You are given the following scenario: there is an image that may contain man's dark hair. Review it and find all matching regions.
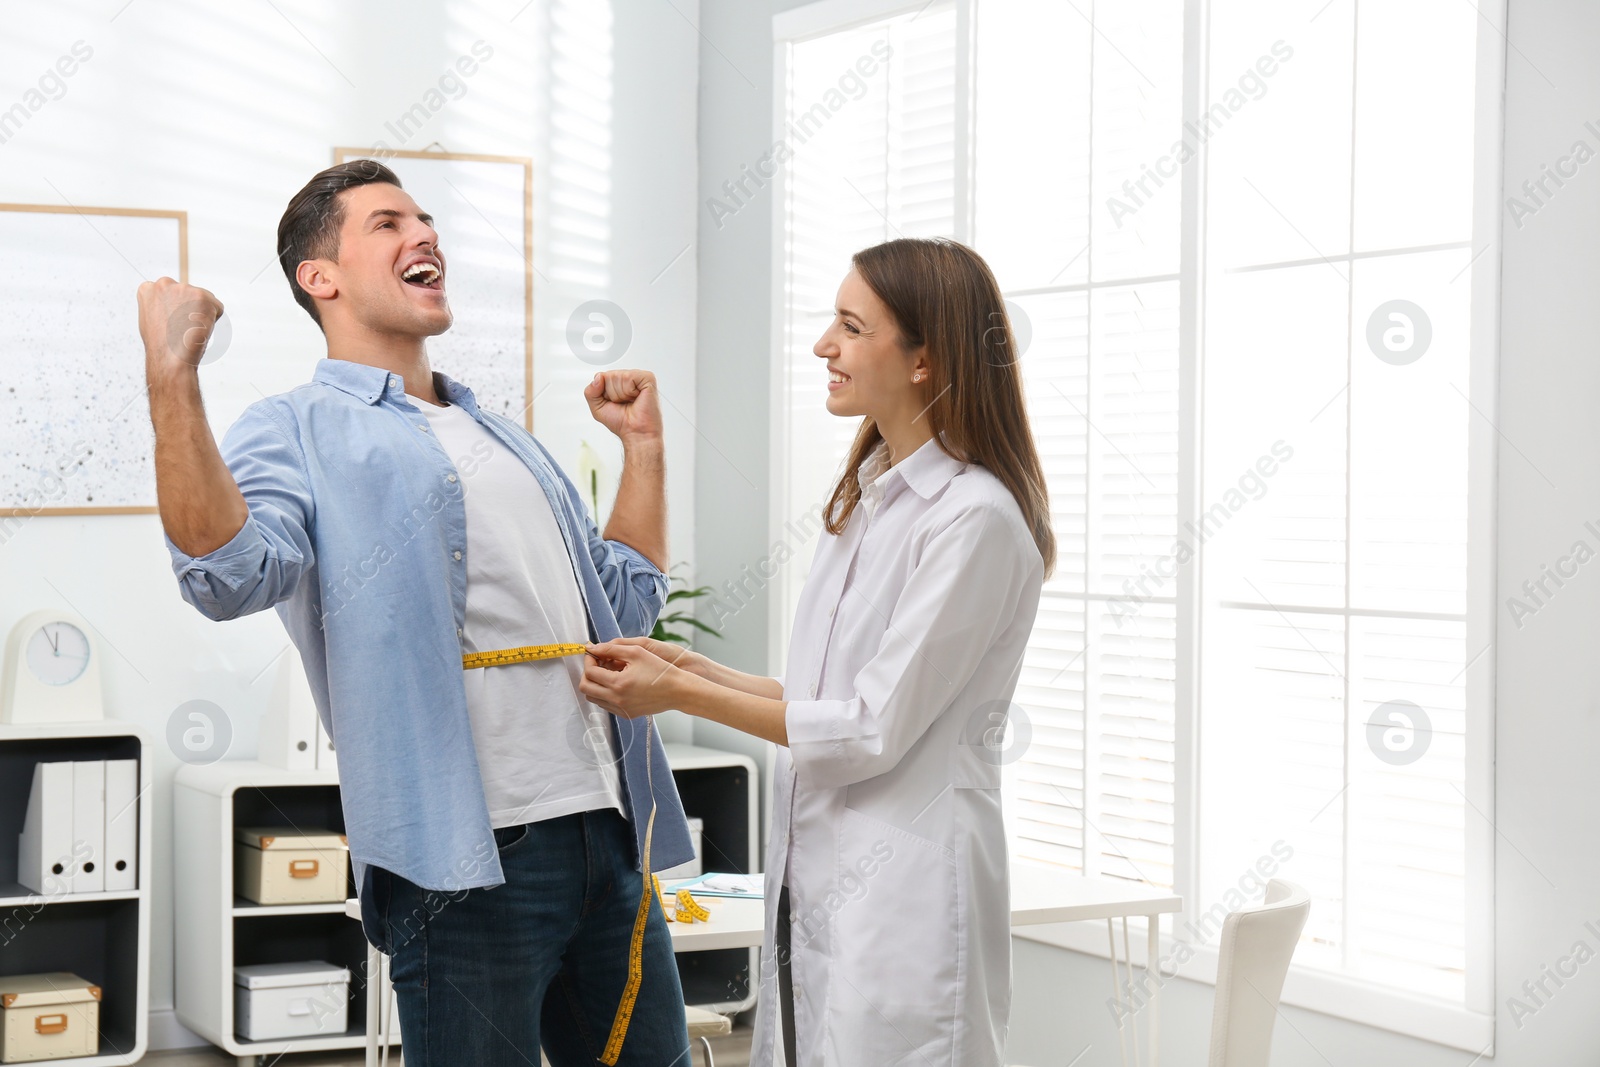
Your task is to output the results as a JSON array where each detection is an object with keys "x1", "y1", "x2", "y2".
[{"x1": 277, "y1": 159, "x2": 402, "y2": 329}]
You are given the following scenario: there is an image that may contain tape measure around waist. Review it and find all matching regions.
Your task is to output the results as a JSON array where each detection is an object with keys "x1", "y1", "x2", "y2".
[
  {"x1": 461, "y1": 642, "x2": 589, "y2": 669},
  {"x1": 466, "y1": 638, "x2": 688, "y2": 1064}
]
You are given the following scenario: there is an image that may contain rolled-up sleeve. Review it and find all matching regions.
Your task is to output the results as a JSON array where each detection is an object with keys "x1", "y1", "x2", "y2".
[
  {"x1": 785, "y1": 505, "x2": 1038, "y2": 789},
  {"x1": 165, "y1": 403, "x2": 315, "y2": 622},
  {"x1": 530, "y1": 438, "x2": 667, "y2": 636},
  {"x1": 596, "y1": 534, "x2": 669, "y2": 637}
]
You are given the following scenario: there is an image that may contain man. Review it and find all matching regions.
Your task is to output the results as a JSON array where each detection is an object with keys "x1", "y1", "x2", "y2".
[{"x1": 138, "y1": 159, "x2": 694, "y2": 1065}]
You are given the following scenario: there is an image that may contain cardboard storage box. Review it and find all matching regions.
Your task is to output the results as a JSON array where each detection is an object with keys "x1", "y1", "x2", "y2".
[
  {"x1": 0, "y1": 973, "x2": 99, "y2": 1063},
  {"x1": 234, "y1": 827, "x2": 348, "y2": 905},
  {"x1": 234, "y1": 961, "x2": 350, "y2": 1041}
]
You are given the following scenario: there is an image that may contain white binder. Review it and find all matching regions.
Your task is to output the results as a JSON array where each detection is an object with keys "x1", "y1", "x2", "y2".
[
  {"x1": 70, "y1": 760, "x2": 105, "y2": 893},
  {"x1": 260, "y1": 653, "x2": 318, "y2": 771},
  {"x1": 103, "y1": 759, "x2": 138, "y2": 892},
  {"x1": 314, "y1": 714, "x2": 338, "y2": 774},
  {"x1": 17, "y1": 762, "x2": 74, "y2": 896}
]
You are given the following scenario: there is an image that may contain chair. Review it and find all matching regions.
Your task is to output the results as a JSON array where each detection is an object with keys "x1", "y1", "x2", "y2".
[
  {"x1": 685, "y1": 1004, "x2": 733, "y2": 1066},
  {"x1": 1007, "y1": 879, "x2": 1309, "y2": 1067},
  {"x1": 1206, "y1": 879, "x2": 1310, "y2": 1067}
]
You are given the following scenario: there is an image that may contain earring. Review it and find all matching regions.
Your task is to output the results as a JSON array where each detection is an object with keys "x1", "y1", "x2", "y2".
[{"x1": 913, "y1": 373, "x2": 923, "y2": 382}]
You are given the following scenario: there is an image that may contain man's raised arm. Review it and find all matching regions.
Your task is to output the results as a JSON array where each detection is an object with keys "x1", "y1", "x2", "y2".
[
  {"x1": 137, "y1": 278, "x2": 248, "y2": 557},
  {"x1": 585, "y1": 369, "x2": 668, "y2": 572}
]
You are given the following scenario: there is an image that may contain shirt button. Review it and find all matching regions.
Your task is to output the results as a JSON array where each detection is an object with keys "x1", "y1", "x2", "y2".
[
  {"x1": 453, "y1": 550, "x2": 463, "y2": 561},
  {"x1": 808, "y1": 683, "x2": 817, "y2": 697},
  {"x1": 447, "y1": 473, "x2": 458, "y2": 483},
  {"x1": 827, "y1": 605, "x2": 836, "y2": 619},
  {"x1": 457, "y1": 627, "x2": 464, "y2": 638},
  {"x1": 418, "y1": 424, "x2": 430, "y2": 433}
]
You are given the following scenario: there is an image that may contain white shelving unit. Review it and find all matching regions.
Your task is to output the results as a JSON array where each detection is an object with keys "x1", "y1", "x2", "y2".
[
  {"x1": 0, "y1": 721, "x2": 153, "y2": 1065},
  {"x1": 172, "y1": 759, "x2": 370, "y2": 1067},
  {"x1": 663, "y1": 742, "x2": 761, "y2": 1014},
  {"x1": 175, "y1": 745, "x2": 759, "y2": 1065}
]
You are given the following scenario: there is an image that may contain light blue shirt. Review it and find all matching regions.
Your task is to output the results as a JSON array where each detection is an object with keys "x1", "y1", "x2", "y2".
[{"x1": 165, "y1": 358, "x2": 693, "y2": 894}]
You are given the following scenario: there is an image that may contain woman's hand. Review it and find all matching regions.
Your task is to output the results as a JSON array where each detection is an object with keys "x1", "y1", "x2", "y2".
[
  {"x1": 581, "y1": 639, "x2": 700, "y2": 719},
  {"x1": 585, "y1": 640, "x2": 792, "y2": 745},
  {"x1": 590, "y1": 636, "x2": 709, "y2": 678}
]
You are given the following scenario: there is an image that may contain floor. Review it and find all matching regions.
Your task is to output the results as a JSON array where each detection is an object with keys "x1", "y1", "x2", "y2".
[{"x1": 140, "y1": 1016, "x2": 756, "y2": 1066}]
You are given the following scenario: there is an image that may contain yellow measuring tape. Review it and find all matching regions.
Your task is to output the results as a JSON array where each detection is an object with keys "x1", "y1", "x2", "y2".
[
  {"x1": 653, "y1": 874, "x2": 673, "y2": 922},
  {"x1": 651, "y1": 874, "x2": 709, "y2": 924},
  {"x1": 675, "y1": 888, "x2": 710, "y2": 923},
  {"x1": 600, "y1": 714, "x2": 657, "y2": 1065},
  {"x1": 461, "y1": 642, "x2": 589, "y2": 669},
  {"x1": 464, "y1": 640, "x2": 706, "y2": 1064}
]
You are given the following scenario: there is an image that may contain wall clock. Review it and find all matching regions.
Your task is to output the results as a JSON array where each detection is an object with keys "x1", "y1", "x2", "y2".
[{"x1": 2, "y1": 611, "x2": 105, "y2": 724}]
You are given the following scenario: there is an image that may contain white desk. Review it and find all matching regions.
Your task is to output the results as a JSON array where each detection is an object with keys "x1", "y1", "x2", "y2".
[
  {"x1": 658, "y1": 866, "x2": 1180, "y2": 1067},
  {"x1": 663, "y1": 892, "x2": 763, "y2": 950},
  {"x1": 347, "y1": 864, "x2": 1181, "y2": 1067},
  {"x1": 1011, "y1": 864, "x2": 1182, "y2": 1067}
]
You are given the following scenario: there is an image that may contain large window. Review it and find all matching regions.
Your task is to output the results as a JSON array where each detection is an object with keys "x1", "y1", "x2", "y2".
[{"x1": 771, "y1": 0, "x2": 1500, "y2": 1049}]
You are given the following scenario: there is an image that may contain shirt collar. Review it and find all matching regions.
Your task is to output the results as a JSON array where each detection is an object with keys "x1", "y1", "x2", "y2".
[
  {"x1": 311, "y1": 358, "x2": 480, "y2": 415},
  {"x1": 859, "y1": 433, "x2": 967, "y2": 518},
  {"x1": 312, "y1": 359, "x2": 391, "y2": 404}
]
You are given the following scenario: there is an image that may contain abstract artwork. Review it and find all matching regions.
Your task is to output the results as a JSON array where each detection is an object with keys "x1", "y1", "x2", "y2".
[{"x1": 0, "y1": 204, "x2": 185, "y2": 515}]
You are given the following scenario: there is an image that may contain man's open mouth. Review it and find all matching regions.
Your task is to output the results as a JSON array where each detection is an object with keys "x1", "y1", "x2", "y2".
[{"x1": 401, "y1": 261, "x2": 443, "y2": 290}]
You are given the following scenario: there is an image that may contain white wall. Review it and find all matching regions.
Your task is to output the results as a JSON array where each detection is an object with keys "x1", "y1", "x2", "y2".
[
  {"x1": 0, "y1": 0, "x2": 698, "y2": 1050},
  {"x1": 688, "y1": 0, "x2": 816, "y2": 850},
  {"x1": 1477, "y1": 0, "x2": 1600, "y2": 1060},
  {"x1": 692, "y1": 0, "x2": 1600, "y2": 1063}
]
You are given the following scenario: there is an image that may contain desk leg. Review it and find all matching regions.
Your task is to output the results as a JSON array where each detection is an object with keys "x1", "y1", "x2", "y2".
[
  {"x1": 1123, "y1": 919, "x2": 1142, "y2": 1067},
  {"x1": 1107, "y1": 920, "x2": 1131, "y2": 1067},
  {"x1": 365, "y1": 940, "x2": 381, "y2": 1067},
  {"x1": 380, "y1": 950, "x2": 394, "y2": 1067},
  {"x1": 1146, "y1": 915, "x2": 1160, "y2": 1067}
]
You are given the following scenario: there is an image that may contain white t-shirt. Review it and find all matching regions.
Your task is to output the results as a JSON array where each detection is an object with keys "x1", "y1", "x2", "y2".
[{"x1": 415, "y1": 397, "x2": 625, "y2": 828}]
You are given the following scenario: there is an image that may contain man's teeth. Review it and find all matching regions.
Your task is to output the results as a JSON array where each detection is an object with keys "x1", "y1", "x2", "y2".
[{"x1": 402, "y1": 263, "x2": 440, "y2": 284}]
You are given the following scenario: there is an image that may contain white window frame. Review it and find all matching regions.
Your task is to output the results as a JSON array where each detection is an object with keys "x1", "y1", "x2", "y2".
[{"x1": 768, "y1": 0, "x2": 1503, "y2": 1052}]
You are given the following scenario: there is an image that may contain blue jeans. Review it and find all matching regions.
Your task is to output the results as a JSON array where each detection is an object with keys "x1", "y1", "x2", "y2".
[{"x1": 362, "y1": 807, "x2": 691, "y2": 1066}]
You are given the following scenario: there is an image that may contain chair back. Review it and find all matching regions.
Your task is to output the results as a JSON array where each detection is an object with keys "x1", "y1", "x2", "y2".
[{"x1": 1207, "y1": 879, "x2": 1311, "y2": 1067}]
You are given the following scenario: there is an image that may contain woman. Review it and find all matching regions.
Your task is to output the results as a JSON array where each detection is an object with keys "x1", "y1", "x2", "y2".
[{"x1": 581, "y1": 237, "x2": 1054, "y2": 1066}]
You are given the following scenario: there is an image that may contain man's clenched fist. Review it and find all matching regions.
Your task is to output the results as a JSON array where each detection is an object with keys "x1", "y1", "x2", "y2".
[
  {"x1": 584, "y1": 369, "x2": 664, "y2": 443},
  {"x1": 138, "y1": 278, "x2": 224, "y2": 375}
]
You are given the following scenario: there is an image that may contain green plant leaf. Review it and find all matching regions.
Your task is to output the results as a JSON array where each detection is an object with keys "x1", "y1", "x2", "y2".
[
  {"x1": 671, "y1": 617, "x2": 721, "y2": 637},
  {"x1": 650, "y1": 563, "x2": 725, "y2": 644}
]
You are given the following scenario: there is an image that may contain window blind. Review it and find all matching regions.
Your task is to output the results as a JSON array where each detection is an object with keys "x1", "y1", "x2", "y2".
[
  {"x1": 773, "y1": 0, "x2": 1492, "y2": 1017},
  {"x1": 1198, "y1": 0, "x2": 1479, "y2": 1004},
  {"x1": 774, "y1": 4, "x2": 961, "y2": 641},
  {"x1": 975, "y1": 0, "x2": 1185, "y2": 893}
]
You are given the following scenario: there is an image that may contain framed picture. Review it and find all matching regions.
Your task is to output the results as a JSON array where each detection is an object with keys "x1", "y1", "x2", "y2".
[
  {"x1": 0, "y1": 204, "x2": 186, "y2": 516},
  {"x1": 333, "y1": 147, "x2": 534, "y2": 429}
]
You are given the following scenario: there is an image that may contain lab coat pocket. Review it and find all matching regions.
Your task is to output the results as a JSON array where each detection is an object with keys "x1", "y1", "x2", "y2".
[{"x1": 827, "y1": 806, "x2": 959, "y2": 1065}]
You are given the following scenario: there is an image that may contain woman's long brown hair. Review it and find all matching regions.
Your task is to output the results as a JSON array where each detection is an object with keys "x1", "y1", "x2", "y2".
[{"x1": 822, "y1": 237, "x2": 1056, "y2": 578}]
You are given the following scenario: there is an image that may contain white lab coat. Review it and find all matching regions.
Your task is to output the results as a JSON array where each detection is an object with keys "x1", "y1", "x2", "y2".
[{"x1": 752, "y1": 436, "x2": 1045, "y2": 1067}]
